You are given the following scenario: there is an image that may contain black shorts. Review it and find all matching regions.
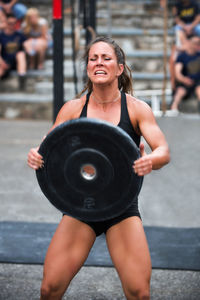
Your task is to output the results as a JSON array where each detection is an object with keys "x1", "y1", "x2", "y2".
[
  {"x1": 63, "y1": 199, "x2": 141, "y2": 236},
  {"x1": 176, "y1": 80, "x2": 200, "y2": 97}
]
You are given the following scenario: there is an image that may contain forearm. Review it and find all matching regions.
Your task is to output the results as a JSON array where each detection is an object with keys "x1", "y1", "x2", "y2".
[
  {"x1": 190, "y1": 15, "x2": 200, "y2": 28},
  {"x1": 175, "y1": 71, "x2": 188, "y2": 83},
  {"x1": 149, "y1": 146, "x2": 170, "y2": 170},
  {"x1": 175, "y1": 16, "x2": 186, "y2": 27},
  {"x1": 9, "y1": 0, "x2": 17, "y2": 7}
]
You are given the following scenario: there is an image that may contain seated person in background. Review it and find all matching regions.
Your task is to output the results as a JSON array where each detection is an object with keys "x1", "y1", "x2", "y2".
[
  {"x1": 173, "y1": 0, "x2": 200, "y2": 49},
  {"x1": 0, "y1": 0, "x2": 27, "y2": 24},
  {"x1": 171, "y1": 35, "x2": 200, "y2": 113},
  {"x1": 170, "y1": 0, "x2": 200, "y2": 93},
  {"x1": 22, "y1": 8, "x2": 52, "y2": 70},
  {"x1": 0, "y1": 13, "x2": 26, "y2": 89},
  {"x1": 0, "y1": 6, "x2": 6, "y2": 30}
]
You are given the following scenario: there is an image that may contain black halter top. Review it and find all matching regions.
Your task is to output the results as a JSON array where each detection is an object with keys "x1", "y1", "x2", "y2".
[{"x1": 79, "y1": 91, "x2": 140, "y2": 147}]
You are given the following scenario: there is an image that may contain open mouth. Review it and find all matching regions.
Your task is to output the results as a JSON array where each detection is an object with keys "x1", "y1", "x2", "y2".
[{"x1": 95, "y1": 70, "x2": 107, "y2": 75}]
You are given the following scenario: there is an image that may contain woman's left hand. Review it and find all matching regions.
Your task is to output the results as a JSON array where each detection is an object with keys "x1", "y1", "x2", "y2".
[{"x1": 133, "y1": 143, "x2": 152, "y2": 176}]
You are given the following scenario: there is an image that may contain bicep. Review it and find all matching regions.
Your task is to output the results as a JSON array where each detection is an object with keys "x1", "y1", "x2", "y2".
[
  {"x1": 50, "y1": 103, "x2": 73, "y2": 130},
  {"x1": 48, "y1": 99, "x2": 81, "y2": 133},
  {"x1": 175, "y1": 62, "x2": 183, "y2": 76},
  {"x1": 138, "y1": 105, "x2": 168, "y2": 151}
]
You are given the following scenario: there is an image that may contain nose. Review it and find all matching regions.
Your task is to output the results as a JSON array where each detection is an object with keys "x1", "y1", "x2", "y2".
[{"x1": 96, "y1": 57, "x2": 103, "y2": 65}]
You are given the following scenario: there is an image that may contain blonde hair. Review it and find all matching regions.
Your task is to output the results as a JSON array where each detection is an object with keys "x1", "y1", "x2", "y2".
[
  {"x1": 23, "y1": 8, "x2": 40, "y2": 36},
  {"x1": 78, "y1": 36, "x2": 133, "y2": 97}
]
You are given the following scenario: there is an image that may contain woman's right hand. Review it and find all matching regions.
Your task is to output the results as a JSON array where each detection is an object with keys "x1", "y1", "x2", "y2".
[{"x1": 27, "y1": 147, "x2": 44, "y2": 170}]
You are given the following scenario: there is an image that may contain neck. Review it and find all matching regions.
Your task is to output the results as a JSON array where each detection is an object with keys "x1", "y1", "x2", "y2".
[
  {"x1": 187, "y1": 48, "x2": 196, "y2": 55},
  {"x1": 92, "y1": 83, "x2": 120, "y2": 104},
  {"x1": 4, "y1": 29, "x2": 14, "y2": 35}
]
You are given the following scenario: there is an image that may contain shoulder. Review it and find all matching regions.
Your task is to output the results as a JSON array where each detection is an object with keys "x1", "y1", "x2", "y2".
[
  {"x1": 176, "y1": 51, "x2": 187, "y2": 62},
  {"x1": 126, "y1": 93, "x2": 152, "y2": 115},
  {"x1": 39, "y1": 18, "x2": 47, "y2": 26},
  {"x1": 126, "y1": 93, "x2": 155, "y2": 124},
  {"x1": 54, "y1": 96, "x2": 86, "y2": 126}
]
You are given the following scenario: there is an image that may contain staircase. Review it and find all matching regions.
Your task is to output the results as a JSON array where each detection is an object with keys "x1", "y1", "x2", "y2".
[{"x1": 0, "y1": 0, "x2": 178, "y2": 119}]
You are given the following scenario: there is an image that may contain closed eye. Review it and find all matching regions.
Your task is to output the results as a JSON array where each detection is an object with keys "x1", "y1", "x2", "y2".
[{"x1": 89, "y1": 57, "x2": 112, "y2": 61}]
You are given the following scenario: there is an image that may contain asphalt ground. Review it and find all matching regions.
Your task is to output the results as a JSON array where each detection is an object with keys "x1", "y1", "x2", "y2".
[{"x1": 0, "y1": 114, "x2": 200, "y2": 300}]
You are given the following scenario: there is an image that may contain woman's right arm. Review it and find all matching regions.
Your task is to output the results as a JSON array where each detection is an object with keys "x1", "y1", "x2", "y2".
[{"x1": 27, "y1": 98, "x2": 84, "y2": 170}]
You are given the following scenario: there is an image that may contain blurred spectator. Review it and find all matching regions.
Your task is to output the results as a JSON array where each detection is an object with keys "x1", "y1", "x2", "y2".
[
  {"x1": 0, "y1": 1, "x2": 27, "y2": 21},
  {"x1": 173, "y1": 0, "x2": 200, "y2": 49},
  {"x1": 0, "y1": 6, "x2": 6, "y2": 30},
  {"x1": 170, "y1": 1, "x2": 200, "y2": 93},
  {"x1": 160, "y1": 0, "x2": 166, "y2": 9},
  {"x1": 0, "y1": 13, "x2": 26, "y2": 89},
  {"x1": 171, "y1": 35, "x2": 200, "y2": 113},
  {"x1": 22, "y1": 8, "x2": 52, "y2": 70}
]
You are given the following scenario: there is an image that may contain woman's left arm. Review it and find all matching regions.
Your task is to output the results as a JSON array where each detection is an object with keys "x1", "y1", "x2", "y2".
[{"x1": 133, "y1": 100, "x2": 170, "y2": 176}]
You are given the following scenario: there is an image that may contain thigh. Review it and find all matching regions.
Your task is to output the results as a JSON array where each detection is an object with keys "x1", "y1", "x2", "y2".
[
  {"x1": 0, "y1": 57, "x2": 10, "y2": 69},
  {"x1": 106, "y1": 217, "x2": 151, "y2": 291},
  {"x1": 195, "y1": 85, "x2": 200, "y2": 98},
  {"x1": 34, "y1": 38, "x2": 48, "y2": 50},
  {"x1": 43, "y1": 215, "x2": 96, "y2": 291},
  {"x1": 175, "y1": 85, "x2": 188, "y2": 97}
]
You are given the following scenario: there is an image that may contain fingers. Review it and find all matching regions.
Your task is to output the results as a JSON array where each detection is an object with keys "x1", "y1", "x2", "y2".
[
  {"x1": 27, "y1": 147, "x2": 44, "y2": 170},
  {"x1": 139, "y1": 142, "x2": 146, "y2": 157},
  {"x1": 133, "y1": 156, "x2": 152, "y2": 176}
]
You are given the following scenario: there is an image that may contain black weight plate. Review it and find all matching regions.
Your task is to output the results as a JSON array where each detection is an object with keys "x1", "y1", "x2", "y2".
[
  {"x1": 36, "y1": 118, "x2": 143, "y2": 222},
  {"x1": 64, "y1": 148, "x2": 114, "y2": 194}
]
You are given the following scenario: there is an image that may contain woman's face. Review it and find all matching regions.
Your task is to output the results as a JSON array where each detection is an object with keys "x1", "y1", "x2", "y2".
[
  {"x1": 87, "y1": 42, "x2": 123, "y2": 86},
  {"x1": 29, "y1": 13, "x2": 39, "y2": 25}
]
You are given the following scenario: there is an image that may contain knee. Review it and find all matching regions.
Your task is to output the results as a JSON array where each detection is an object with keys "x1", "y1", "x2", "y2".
[
  {"x1": 36, "y1": 40, "x2": 47, "y2": 51},
  {"x1": 40, "y1": 281, "x2": 63, "y2": 299},
  {"x1": 125, "y1": 285, "x2": 150, "y2": 300},
  {"x1": 16, "y1": 51, "x2": 26, "y2": 61}
]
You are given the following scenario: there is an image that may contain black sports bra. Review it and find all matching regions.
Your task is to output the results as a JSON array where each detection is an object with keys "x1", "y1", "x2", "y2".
[{"x1": 79, "y1": 91, "x2": 141, "y2": 147}]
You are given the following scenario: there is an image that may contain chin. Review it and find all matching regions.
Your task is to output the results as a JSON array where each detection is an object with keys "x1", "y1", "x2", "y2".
[{"x1": 92, "y1": 76, "x2": 113, "y2": 84}]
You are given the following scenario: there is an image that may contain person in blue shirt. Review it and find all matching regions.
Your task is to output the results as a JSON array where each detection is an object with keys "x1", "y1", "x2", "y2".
[
  {"x1": 0, "y1": 13, "x2": 26, "y2": 88},
  {"x1": 171, "y1": 35, "x2": 200, "y2": 112},
  {"x1": 173, "y1": 0, "x2": 200, "y2": 49}
]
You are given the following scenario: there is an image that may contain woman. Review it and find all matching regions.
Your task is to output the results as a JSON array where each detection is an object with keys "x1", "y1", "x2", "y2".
[
  {"x1": 28, "y1": 36, "x2": 170, "y2": 300},
  {"x1": 22, "y1": 8, "x2": 51, "y2": 70}
]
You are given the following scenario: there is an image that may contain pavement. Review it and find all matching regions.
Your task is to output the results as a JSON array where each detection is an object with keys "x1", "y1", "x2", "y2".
[{"x1": 0, "y1": 114, "x2": 200, "y2": 300}]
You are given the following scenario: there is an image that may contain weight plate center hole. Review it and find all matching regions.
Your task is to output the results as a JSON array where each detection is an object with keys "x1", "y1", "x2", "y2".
[{"x1": 80, "y1": 164, "x2": 97, "y2": 181}]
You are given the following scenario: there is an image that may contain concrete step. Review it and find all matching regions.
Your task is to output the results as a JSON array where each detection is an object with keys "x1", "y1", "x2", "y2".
[
  {"x1": 44, "y1": 53, "x2": 170, "y2": 73},
  {"x1": 6, "y1": 68, "x2": 171, "y2": 92},
  {"x1": 46, "y1": 49, "x2": 171, "y2": 59},
  {"x1": 35, "y1": 82, "x2": 77, "y2": 100},
  {"x1": 60, "y1": 27, "x2": 174, "y2": 37},
  {"x1": 97, "y1": 11, "x2": 173, "y2": 29},
  {"x1": 0, "y1": 89, "x2": 172, "y2": 120},
  {"x1": 34, "y1": 79, "x2": 172, "y2": 98},
  {"x1": 9, "y1": 69, "x2": 170, "y2": 82},
  {"x1": 60, "y1": 27, "x2": 174, "y2": 51}
]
